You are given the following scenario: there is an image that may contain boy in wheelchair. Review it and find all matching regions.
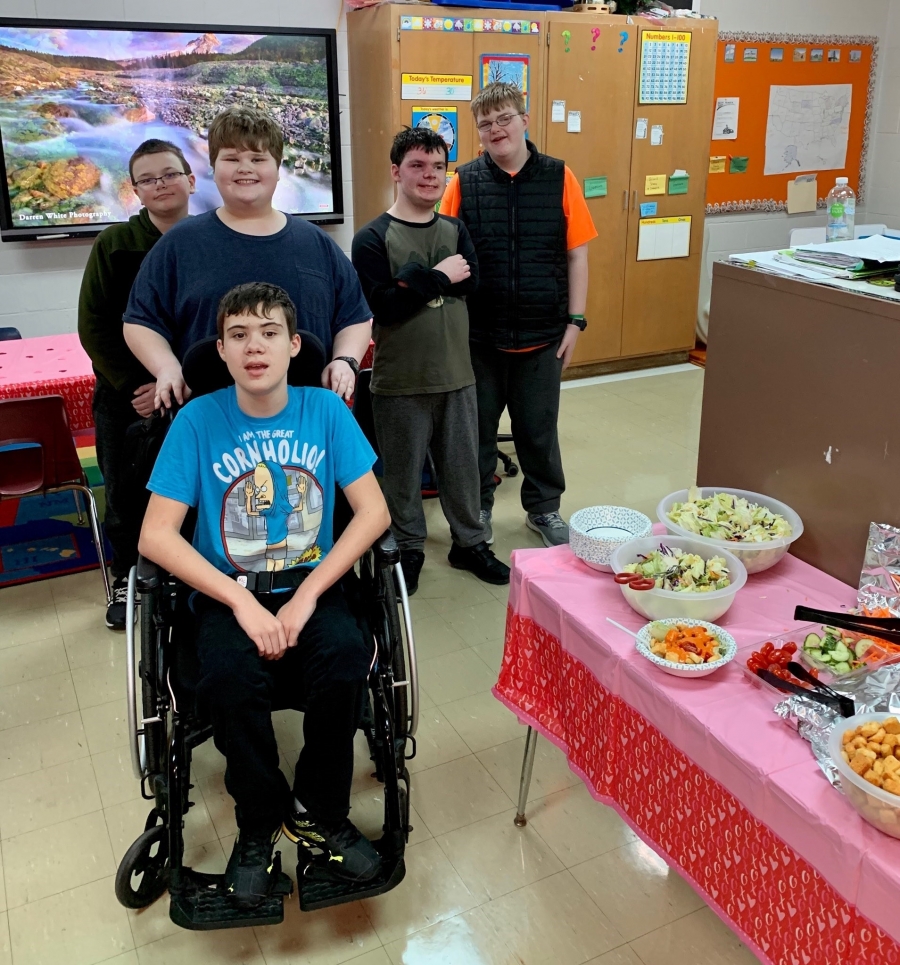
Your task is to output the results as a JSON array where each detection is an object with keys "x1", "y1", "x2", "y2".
[{"x1": 139, "y1": 281, "x2": 392, "y2": 911}]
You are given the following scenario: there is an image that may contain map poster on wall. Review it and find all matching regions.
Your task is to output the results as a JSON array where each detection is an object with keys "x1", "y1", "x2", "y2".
[
  {"x1": 412, "y1": 106, "x2": 458, "y2": 162},
  {"x1": 763, "y1": 84, "x2": 852, "y2": 176},
  {"x1": 639, "y1": 30, "x2": 691, "y2": 105}
]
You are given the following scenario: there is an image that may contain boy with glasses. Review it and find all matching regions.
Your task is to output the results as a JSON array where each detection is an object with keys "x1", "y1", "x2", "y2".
[
  {"x1": 78, "y1": 138, "x2": 195, "y2": 628},
  {"x1": 441, "y1": 82, "x2": 597, "y2": 548}
]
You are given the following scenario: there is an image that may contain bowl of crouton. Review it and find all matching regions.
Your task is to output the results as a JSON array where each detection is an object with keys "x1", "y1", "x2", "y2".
[{"x1": 830, "y1": 713, "x2": 900, "y2": 838}]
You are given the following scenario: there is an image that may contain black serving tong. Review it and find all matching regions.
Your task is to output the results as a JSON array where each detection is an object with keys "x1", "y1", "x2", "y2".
[
  {"x1": 755, "y1": 667, "x2": 856, "y2": 717},
  {"x1": 793, "y1": 605, "x2": 900, "y2": 646},
  {"x1": 787, "y1": 661, "x2": 856, "y2": 717}
]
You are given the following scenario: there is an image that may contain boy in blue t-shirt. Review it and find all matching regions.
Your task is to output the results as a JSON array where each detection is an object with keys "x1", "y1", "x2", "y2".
[{"x1": 141, "y1": 282, "x2": 391, "y2": 910}]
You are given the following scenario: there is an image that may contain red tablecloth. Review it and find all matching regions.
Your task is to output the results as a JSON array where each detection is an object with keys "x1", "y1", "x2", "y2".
[
  {"x1": 0, "y1": 334, "x2": 95, "y2": 430},
  {"x1": 495, "y1": 545, "x2": 900, "y2": 965}
]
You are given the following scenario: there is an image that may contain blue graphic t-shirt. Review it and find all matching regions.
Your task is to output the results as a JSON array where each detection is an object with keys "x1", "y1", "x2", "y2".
[{"x1": 148, "y1": 386, "x2": 375, "y2": 575}]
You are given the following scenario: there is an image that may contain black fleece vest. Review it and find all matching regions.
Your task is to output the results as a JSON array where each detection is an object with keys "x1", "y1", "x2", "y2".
[{"x1": 457, "y1": 142, "x2": 568, "y2": 349}]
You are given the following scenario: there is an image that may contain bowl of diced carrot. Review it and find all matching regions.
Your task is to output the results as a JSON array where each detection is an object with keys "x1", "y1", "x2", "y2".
[{"x1": 635, "y1": 618, "x2": 737, "y2": 678}]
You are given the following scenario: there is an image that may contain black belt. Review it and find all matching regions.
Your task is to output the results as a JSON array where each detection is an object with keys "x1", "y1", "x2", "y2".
[{"x1": 234, "y1": 569, "x2": 310, "y2": 595}]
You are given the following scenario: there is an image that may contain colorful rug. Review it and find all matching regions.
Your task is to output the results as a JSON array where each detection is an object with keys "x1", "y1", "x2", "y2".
[{"x1": 0, "y1": 428, "x2": 111, "y2": 588}]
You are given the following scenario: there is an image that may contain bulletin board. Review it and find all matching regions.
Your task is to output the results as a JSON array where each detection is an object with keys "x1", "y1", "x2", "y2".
[{"x1": 705, "y1": 33, "x2": 878, "y2": 214}]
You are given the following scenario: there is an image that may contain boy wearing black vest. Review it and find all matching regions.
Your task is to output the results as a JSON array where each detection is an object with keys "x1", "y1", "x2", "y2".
[
  {"x1": 441, "y1": 82, "x2": 597, "y2": 548},
  {"x1": 352, "y1": 128, "x2": 509, "y2": 594}
]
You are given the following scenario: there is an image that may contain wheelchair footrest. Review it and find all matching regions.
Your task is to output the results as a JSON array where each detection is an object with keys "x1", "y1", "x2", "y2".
[
  {"x1": 169, "y1": 860, "x2": 293, "y2": 931},
  {"x1": 298, "y1": 838, "x2": 406, "y2": 911}
]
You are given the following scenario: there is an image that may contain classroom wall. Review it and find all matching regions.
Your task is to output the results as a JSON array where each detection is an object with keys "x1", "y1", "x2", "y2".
[
  {"x1": 5, "y1": 1, "x2": 899, "y2": 345},
  {"x1": 694, "y1": 0, "x2": 893, "y2": 339},
  {"x1": 0, "y1": 0, "x2": 350, "y2": 338}
]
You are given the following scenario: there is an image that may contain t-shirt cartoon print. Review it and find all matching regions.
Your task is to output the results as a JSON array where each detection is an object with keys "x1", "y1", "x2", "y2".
[{"x1": 148, "y1": 385, "x2": 375, "y2": 575}]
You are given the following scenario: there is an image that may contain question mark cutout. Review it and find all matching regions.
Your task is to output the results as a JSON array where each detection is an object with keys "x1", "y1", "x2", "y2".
[
  {"x1": 618, "y1": 30, "x2": 628, "y2": 53},
  {"x1": 562, "y1": 29, "x2": 571, "y2": 53},
  {"x1": 591, "y1": 27, "x2": 600, "y2": 51}
]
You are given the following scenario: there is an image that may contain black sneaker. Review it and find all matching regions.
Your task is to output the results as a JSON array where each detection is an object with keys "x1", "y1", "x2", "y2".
[
  {"x1": 105, "y1": 577, "x2": 129, "y2": 631},
  {"x1": 447, "y1": 541, "x2": 510, "y2": 585},
  {"x1": 399, "y1": 549, "x2": 425, "y2": 597},
  {"x1": 224, "y1": 825, "x2": 282, "y2": 909},
  {"x1": 283, "y1": 808, "x2": 381, "y2": 882}
]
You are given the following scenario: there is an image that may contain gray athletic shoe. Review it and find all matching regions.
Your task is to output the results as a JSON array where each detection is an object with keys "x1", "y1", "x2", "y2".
[
  {"x1": 526, "y1": 512, "x2": 570, "y2": 547},
  {"x1": 479, "y1": 509, "x2": 493, "y2": 545}
]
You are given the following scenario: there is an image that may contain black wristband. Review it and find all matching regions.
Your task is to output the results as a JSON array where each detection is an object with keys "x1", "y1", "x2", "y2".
[
  {"x1": 568, "y1": 315, "x2": 587, "y2": 331},
  {"x1": 334, "y1": 356, "x2": 360, "y2": 376}
]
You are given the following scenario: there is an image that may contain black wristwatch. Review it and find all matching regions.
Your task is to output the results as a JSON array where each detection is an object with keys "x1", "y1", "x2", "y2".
[
  {"x1": 334, "y1": 356, "x2": 360, "y2": 376},
  {"x1": 568, "y1": 315, "x2": 587, "y2": 331}
]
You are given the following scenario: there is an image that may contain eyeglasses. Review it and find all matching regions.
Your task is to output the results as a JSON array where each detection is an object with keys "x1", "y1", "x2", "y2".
[
  {"x1": 476, "y1": 112, "x2": 525, "y2": 134},
  {"x1": 133, "y1": 172, "x2": 187, "y2": 189}
]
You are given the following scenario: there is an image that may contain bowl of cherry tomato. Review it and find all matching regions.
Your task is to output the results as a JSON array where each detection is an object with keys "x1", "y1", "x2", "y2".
[{"x1": 745, "y1": 640, "x2": 819, "y2": 688}]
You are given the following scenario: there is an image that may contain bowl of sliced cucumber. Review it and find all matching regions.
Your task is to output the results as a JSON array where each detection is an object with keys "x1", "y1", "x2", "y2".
[{"x1": 801, "y1": 625, "x2": 879, "y2": 677}]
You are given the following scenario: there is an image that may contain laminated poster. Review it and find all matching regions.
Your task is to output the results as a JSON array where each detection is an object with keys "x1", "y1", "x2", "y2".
[
  {"x1": 480, "y1": 53, "x2": 530, "y2": 105},
  {"x1": 412, "y1": 107, "x2": 458, "y2": 162},
  {"x1": 639, "y1": 30, "x2": 691, "y2": 105}
]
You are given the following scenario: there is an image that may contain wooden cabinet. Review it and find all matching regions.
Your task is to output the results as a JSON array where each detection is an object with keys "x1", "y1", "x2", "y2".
[
  {"x1": 543, "y1": 13, "x2": 637, "y2": 364},
  {"x1": 347, "y1": 5, "x2": 717, "y2": 371},
  {"x1": 621, "y1": 21, "x2": 718, "y2": 358}
]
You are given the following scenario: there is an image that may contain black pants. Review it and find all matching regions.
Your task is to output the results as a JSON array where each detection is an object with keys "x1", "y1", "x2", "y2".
[
  {"x1": 194, "y1": 584, "x2": 373, "y2": 834},
  {"x1": 93, "y1": 380, "x2": 143, "y2": 580},
  {"x1": 470, "y1": 340, "x2": 565, "y2": 515}
]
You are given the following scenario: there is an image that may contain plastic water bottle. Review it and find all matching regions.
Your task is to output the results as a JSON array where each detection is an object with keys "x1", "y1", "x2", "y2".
[{"x1": 825, "y1": 177, "x2": 856, "y2": 242}]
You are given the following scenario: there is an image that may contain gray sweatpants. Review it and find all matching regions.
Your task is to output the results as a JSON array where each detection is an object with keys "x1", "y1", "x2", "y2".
[{"x1": 372, "y1": 386, "x2": 484, "y2": 553}]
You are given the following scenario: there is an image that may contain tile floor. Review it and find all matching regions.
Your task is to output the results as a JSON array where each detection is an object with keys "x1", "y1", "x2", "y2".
[{"x1": 0, "y1": 367, "x2": 762, "y2": 965}]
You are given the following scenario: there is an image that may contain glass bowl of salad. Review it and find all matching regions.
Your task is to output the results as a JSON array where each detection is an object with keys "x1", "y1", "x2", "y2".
[
  {"x1": 609, "y1": 536, "x2": 747, "y2": 622},
  {"x1": 657, "y1": 487, "x2": 803, "y2": 575}
]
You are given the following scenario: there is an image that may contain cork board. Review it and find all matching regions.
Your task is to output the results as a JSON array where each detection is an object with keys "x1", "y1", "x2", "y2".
[{"x1": 706, "y1": 33, "x2": 877, "y2": 214}]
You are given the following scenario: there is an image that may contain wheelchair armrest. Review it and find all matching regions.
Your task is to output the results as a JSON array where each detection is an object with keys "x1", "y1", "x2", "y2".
[
  {"x1": 136, "y1": 554, "x2": 163, "y2": 592},
  {"x1": 373, "y1": 530, "x2": 400, "y2": 566}
]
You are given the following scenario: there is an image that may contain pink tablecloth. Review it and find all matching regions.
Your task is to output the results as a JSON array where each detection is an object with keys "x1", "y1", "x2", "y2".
[
  {"x1": 495, "y1": 544, "x2": 900, "y2": 965},
  {"x1": 0, "y1": 333, "x2": 95, "y2": 430}
]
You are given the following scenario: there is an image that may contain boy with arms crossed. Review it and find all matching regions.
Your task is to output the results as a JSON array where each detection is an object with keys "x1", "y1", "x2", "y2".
[
  {"x1": 140, "y1": 282, "x2": 389, "y2": 909},
  {"x1": 352, "y1": 128, "x2": 508, "y2": 593},
  {"x1": 78, "y1": 139, "x2": 195, "y2": 629},
  {"x1": 124, "y1": 107, "x2": 371, "y2": 410},
  {"x1": 441, "y1": 83, "x2": 597, "y2": 547}
]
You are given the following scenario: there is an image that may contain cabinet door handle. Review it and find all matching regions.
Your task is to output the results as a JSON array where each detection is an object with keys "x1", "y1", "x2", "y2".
[
  {"x1": 622, "y1": 190, "x2": 628, "y2": 211},
  {"x1": 632, "y1": 190, "x2": 637, "y2": 210}
]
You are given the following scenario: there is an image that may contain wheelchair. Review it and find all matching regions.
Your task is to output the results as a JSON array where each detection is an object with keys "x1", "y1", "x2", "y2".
[{"x1": 113, "y1": 334, "x2": 420, "y2": 930}]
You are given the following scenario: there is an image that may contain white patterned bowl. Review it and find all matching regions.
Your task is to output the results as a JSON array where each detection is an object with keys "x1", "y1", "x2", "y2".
[
  {"x1": 569, "y1": 506, "x2": 653, "y2": 573},
  {"x1": 635, "y1": 618, "x2": 737, "y2": 679}
]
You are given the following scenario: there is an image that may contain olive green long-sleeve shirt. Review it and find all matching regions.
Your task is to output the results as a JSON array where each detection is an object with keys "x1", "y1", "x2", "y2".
[{"x1": 77, "y1": 207, "x2": 159, "y2": 393}]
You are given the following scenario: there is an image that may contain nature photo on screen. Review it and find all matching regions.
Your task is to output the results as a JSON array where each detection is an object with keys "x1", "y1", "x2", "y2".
[{"x1": 0, "y1": 25, "x2": 335, "y2": 230}]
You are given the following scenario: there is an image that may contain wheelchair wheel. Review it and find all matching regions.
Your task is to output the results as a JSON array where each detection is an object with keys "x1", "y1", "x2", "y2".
[
  {"x1": 383, "y1": 570, "x2": 409, "y2": 746},
  {"x1": 115, "y1": 822, "x2": 169, "y2": 909}
]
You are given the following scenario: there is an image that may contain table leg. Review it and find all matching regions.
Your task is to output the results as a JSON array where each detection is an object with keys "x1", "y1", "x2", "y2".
[
  {"x1": 71, "y1": 483, "x2": 111, "y2": 604},
  {"x1": 514, "y1": 725, "x2": 538, "y2": 827}
]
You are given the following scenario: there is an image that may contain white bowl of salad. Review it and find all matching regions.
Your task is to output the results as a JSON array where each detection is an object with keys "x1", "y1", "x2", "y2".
[
  {"x1": 657, "y1": 487, "x2": 803, "y2": 575},
  {"x1": 609, "y1": 536, "x2": 748, "y2": 622}
]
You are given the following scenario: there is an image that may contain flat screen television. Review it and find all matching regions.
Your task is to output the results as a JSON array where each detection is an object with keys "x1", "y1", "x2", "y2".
[{"x1": 0, "y1": 18, "x2": 343, "y2": 242}]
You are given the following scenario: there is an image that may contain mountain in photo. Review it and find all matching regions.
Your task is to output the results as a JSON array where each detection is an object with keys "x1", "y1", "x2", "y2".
[{"x1": 181, "y1": 34, "x2": 221, "y2": 56}]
